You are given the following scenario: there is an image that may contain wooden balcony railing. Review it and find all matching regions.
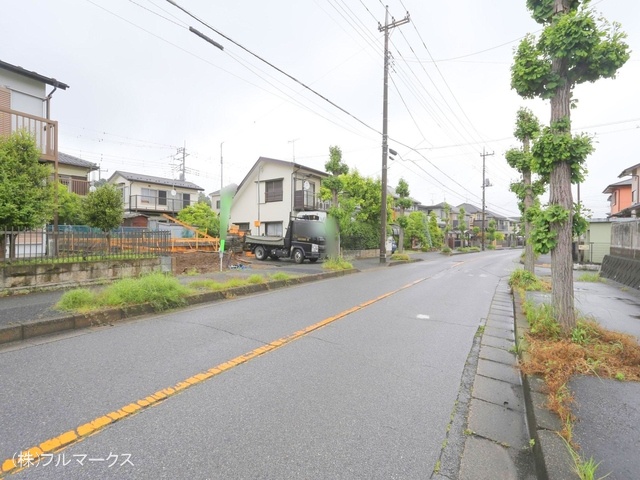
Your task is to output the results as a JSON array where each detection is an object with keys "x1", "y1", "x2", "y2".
[
  {"x1": 0, "y1": 106, "x2": 58, "y2": 161},
  {"x1": 59, "y1": 177, "x2": 91, "y2": 196}
]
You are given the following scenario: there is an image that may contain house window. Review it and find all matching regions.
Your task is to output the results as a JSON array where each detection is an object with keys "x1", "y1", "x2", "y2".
[
  {"x1": 216, "y1": 200, "x2": 220, "y2": 209},
  {"x1": 141, "y1": 188, "x2": 157, "y2": 204},
  {"x1": 158, "y1": 190, "x2": 167, "y2": 206},
  {"x1": 236, "y1": 223, "x2": 250, "y2": 232},
  {"x1": 265, "y1": 222, "x2": 283, "y2": 236},
  {"x1": 265, "y1": 179, "x2": 283, "y2": 203}
]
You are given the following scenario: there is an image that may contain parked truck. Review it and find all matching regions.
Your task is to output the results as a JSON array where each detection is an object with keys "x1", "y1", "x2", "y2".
[{"x1": 243, "y1": 217, "x2": 326, "y2": 264}]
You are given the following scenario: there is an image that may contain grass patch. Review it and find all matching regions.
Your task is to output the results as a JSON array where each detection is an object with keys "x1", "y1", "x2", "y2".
[
  {"x1": 56, "y1": 288, "x2": 96, "y2": 312},
  {"x1": 564, "y1": 437, "x2": 610, "y2": 480},
  {"x1": 56, "y1": 273, "x2": 190, "y2": 313},
  {"x1": 247, "y1": 274, "x2": 265, "y2": 284},
  {"x1": 577, "y1": 272, "x2": 602, "y2": 283},
  {"x1": 390, "y1": 253, "x2": 410, "y2": 261},
  {"x1": 509, "y1": 269, "x2": 551, "y2": 294},
  {"x1": 441, "y1": 246, "x2": 451, "y2": 255},
  {"x1": 322, "y1": 256, "x2": 353, "y2": 270},
  {"x1": 270, "y1": 272, "x2": 293, "y2": 282}
]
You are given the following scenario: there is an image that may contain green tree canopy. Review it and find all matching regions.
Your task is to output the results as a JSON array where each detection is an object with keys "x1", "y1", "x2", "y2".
[
  {"x1": 0, "y1": 131, "x2": 53, "y2": 227},
  {"x1": 57, "y1": 184, "x2": 84, "y2": 225},
  {"x1": 177, "y1": 201, "x2": 220, "y2": 237},
  {"x1": 83, "y1": 184, "x2": 124, "y2": 233}
]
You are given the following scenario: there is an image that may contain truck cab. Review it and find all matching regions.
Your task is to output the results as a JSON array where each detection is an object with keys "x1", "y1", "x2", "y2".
[{"x1": 244, "y1": 218, "x2": 326, "y2": 264}]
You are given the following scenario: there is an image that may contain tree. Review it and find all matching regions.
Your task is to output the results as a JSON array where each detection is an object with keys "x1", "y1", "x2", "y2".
[
  {"x1": 323, "y1": 146, "x2": 349, "y2": 255},
  {"x1": 511, "y1": 0, "x2": 629, "y2": 332},
  {"x1": 83, "y1": 184, "x2": 123, "y2": 251},
  {"x1": 458, "y1": 206, "x2": 467, "y2": 248},
  {"x1": 197, "y1": 192, "x2": 212, "y2": 207},
  {"x1": 404, "y1": 211, "x2": 428, "y2": 249},
  {"x1": 57, "y1": 184, "x2": 84, "y2": 225},
  {"x1": 486, "y1": 219, "x2": 498, "y2": 244},
  {"x1": 505, "y1": 107, "x2": 542, "y2": 274},
  {"x1": 442, "y1": 203, "x2": 452, "y2": 248},
  {"x1": 177, "y1": 201, "x2": 220, "y2": 237},
  {"x1": 322, "y1": 169, "x2": 383, "y2": 250},
  {"x1": 0, "y1": 132, "x2": 54, "y2": 259},
  {"x1": 394, "y1": 178, "x2": 413, "y2": 252},
  {"x1": 428, "y1": 213, "x2": 444, "y2": 249}
]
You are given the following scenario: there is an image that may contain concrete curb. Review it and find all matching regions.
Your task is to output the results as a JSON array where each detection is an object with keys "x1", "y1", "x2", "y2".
[
  {"x1": 513, "y1": 289, "x2": 574, "y2": 480},
  {"x1": 0, "y1": 268, "x2": 358, "y2": 346}
]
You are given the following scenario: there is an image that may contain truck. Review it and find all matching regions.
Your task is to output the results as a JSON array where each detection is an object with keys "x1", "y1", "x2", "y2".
[{"x1": 243, "y1": 217, "x2": 327, "y2": 264}]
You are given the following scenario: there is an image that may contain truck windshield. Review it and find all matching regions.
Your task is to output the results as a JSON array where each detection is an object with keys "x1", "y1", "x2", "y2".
[{"x1": 293, "y1": 221, "x2": 325, "y2": 240}]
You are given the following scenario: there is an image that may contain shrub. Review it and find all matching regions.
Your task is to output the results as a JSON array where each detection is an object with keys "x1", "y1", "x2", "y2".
[{"x1": 441, "y1": 246, "x2": 451, "y2": 255}]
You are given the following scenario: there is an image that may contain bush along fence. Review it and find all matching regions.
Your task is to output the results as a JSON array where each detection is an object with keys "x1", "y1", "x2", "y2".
[{"x1": 0, "y1": 226, "x2": 170, "y2": 264}]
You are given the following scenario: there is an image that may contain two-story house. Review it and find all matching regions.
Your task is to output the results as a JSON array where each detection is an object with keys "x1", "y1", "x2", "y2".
[
  {"x1": 107, "y1": 171, "x2": 204, "y2": 221},
  {"x1": 229, "y1": 157, "x2": 330, "y2": 236},
  {"x1": 58, "y1": 152, "x2": 98, "y2": 195},
  {"x1": 610, "y1": 162, "x2": 640, "y2": 218},
  {"x1": 0, "y1": 59, "x2": 67, "y2": 172},
  {"x1": 603, "y1": 178, "x2": 633, "y2": 217}
]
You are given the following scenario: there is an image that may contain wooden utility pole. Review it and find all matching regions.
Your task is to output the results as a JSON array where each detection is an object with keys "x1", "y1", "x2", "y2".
[
  {"x1": 378, "y1": 6, "x2": 409, "y2": 264},
  {"x1": 480, "y1": 147, "x2": 494, "y2": 251}
]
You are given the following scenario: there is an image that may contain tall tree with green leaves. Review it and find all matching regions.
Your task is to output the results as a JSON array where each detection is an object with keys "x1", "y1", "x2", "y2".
[
  {"x1": 395, "y1": 178, "x2": 412, "y2": 252},
  {"x1": 458, "y1": 206, "x2": 467, "y2": 248},
  {"x1": 83, "y1": 184, "x2": 123, "y2": 251},
  {"x1": 0, "y1": 132, "x2": 54, "y2": 259},
  {"x1": 505, "y1": 107, "x2": 543, "y2": 274},
  {"x1": 511, "y1": 0, "x2": 629, "y2": 331},
  {"x1": 323, "y1": 146, "x2": 349, "y2": 255},
  {"x1": 428, "y1": 212, "x2": 443, "y2": 249}
]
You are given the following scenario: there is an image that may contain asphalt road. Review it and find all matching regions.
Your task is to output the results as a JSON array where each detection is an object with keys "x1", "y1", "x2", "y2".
[{"x1": 1, "y1": 249, "x2": 521, "y2": 479}]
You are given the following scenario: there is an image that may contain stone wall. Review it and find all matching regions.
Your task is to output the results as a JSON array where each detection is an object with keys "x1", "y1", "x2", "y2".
[
  {"x1": 0, "y1": 258, "x2": 161, "y2": 292},
  {"x1": 601, "y1": 255, "x2": 640, "y2": 290},
  {"x1": 610, "y1": 220, "x2": 640, "y2": 260}
]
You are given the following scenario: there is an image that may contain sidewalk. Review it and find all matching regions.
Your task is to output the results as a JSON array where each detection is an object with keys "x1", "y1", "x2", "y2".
[{"x1": 523, "y1": 256, "x2": 640, "y2": 479}]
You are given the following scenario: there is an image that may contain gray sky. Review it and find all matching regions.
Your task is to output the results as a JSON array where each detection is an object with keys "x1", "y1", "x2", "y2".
[{"x1": 3, "y1": 0, "x2": 639, "y2": 218}]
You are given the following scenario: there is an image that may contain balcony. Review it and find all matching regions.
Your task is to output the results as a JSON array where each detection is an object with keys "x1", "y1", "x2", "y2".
[
  {"x1": 59, "y1": 177, "x2": 92, "y2": 196},
  {"x1": 129, "y1": 195, "x2": 192, "y2": 213},
  {"x1": 294, "y1": 190, "x2": 329, "y2": 211},
  {"x1": 0, "y1": 106, "x2": 58, "y2": 161}
]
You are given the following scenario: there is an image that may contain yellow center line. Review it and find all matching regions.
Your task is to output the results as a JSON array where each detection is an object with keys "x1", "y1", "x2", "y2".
[{"x1": 1, "y1": 277, "x2": 426, "y2": 476}]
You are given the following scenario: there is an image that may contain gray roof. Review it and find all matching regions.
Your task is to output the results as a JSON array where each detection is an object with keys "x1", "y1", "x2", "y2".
[
  {"x1": 109, "y1": 171, "x2": 203, "y2": 191},
  {"x1": 619, "y1": 162, "x2": 640, "y2": 178},
  {"x1": 236, "y1": 157, "x2": 329, "y2": 194},
  {"x1": 0, "y1": 59, "x2": 69, "y2": 90},
  {"x1": 603, "y1": 178, "x2": 633, "y2": 194},
  {"x1": 58, "y1": 152, "x2": 98, "y2": 171}
]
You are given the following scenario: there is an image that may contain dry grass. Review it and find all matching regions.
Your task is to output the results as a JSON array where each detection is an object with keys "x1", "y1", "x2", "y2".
[{"x1": 521, "y1": 320, "x2": 640, "y2": 440}]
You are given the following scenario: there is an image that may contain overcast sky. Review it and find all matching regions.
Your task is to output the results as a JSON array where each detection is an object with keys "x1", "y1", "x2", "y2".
[{"x1": 2, "y1": 0, "x2": 638, "y2": 218}]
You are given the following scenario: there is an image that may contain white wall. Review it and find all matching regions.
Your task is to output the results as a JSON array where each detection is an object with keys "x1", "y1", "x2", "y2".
[{"x1": 0, "y1": 69, "x2": 46, "y2": 117}]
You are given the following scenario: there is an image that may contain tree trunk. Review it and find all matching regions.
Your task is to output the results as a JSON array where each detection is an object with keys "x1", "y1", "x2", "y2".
[
  {"x1": 0, "y1": 235, "x2": 5, "y2": 261},
  {"x1": 549, "y1": 12, "x2": 575, "y2": 333},
  {"x1": 523, "y1": 170, "x2": 535, "y2": 274}
]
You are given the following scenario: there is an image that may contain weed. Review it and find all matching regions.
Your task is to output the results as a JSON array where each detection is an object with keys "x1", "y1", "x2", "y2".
[
  {"x1": 99, "y1": 273, "x2": 190, "y2": 312},
  {"x1": 433, "y1": 460, "x2": 441, "y2": 474},
  {"x1": 188, "y1": 279, "x2": 220, "y2": 290},
  {"x1": 270, "y1": 272, "x2": 293, "y2": 282},
  {"x1": 463, "y1": 429, "x2": 474, "y2": 436},
  {"x1": 523, "y1": 302, "x2": 561, "y2": 339},
  {"x1": 184, "y1": 267, "x2": 200, "y2": 276},
  {"x1": 529, "y1": 438, "x2": 536, "y2": 448},
  {"x1": 615, "y1": 372, "x2": 625, "y2": 381},
  {"x1": 56, "y1": 289, "x2": 96, "y2": 312},
  {"x1": 247, "y1": 274, "x2": 265, "y2": 284},
  {"x1": 509, "y1": 269, "x2": 550, "y2": 292},
  {"x1": 577, "y1": 272, "x2": 601, "y2": 283},
  {"x1": 441, "y1": 246, "x2": 451, "y2": 255},
  {"x1": 564, "y1": 436, "x2": 610, "y2": 480},
  {"x1": 322, "y1": 256, "x2": 353, "y2": 270},
  {"x1": 476, "y1": 325, "x2": 485, "y2": 337},
  {"x1": 390, "y1": 253, "x2": 410, "y2": 261}
]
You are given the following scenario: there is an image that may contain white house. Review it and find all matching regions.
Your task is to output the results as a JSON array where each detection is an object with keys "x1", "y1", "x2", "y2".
[
  {"x1": 0, "y1": 59, "x2": 68, "y2": 163},
  {"x1": 107, "y1": 171, "x2": 204, "y2": 219},
  {"x1": 229, "y1": 157, "x2": 330, "y2": 236}
]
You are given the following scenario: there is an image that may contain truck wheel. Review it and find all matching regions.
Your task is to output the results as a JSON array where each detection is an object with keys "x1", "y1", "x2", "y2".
[
  {"x1": 293, "y1": 249, "x2": 305, "y2": 264},
  {"x1": 254, "y1": 245, "x2": 267, "y2": 261},
  {"x1": 309, "y1": 258, "x2": 318, "y2": 263}
]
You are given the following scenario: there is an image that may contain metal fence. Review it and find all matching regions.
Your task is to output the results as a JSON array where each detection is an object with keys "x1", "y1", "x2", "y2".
[{"x1": 1, "y1": 227, "x2": 170, "y2": 264}]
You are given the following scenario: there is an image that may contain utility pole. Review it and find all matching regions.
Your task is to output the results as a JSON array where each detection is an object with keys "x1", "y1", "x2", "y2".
[
  {"x1": 288, "y1": 138, "x2": 299, "y2": 162},
  {"x1": 378, "y1": 6, "x2": 410, "y2": 264},
  {"x1": 481, "y1": 147, "x2": 494, "y2": 251},
  {"x1": 174, "y1": 143, "x2": 189, "y2": 182},
  {"x1": 220, "y1": 142, "x2": 224, "y2": 194}
]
